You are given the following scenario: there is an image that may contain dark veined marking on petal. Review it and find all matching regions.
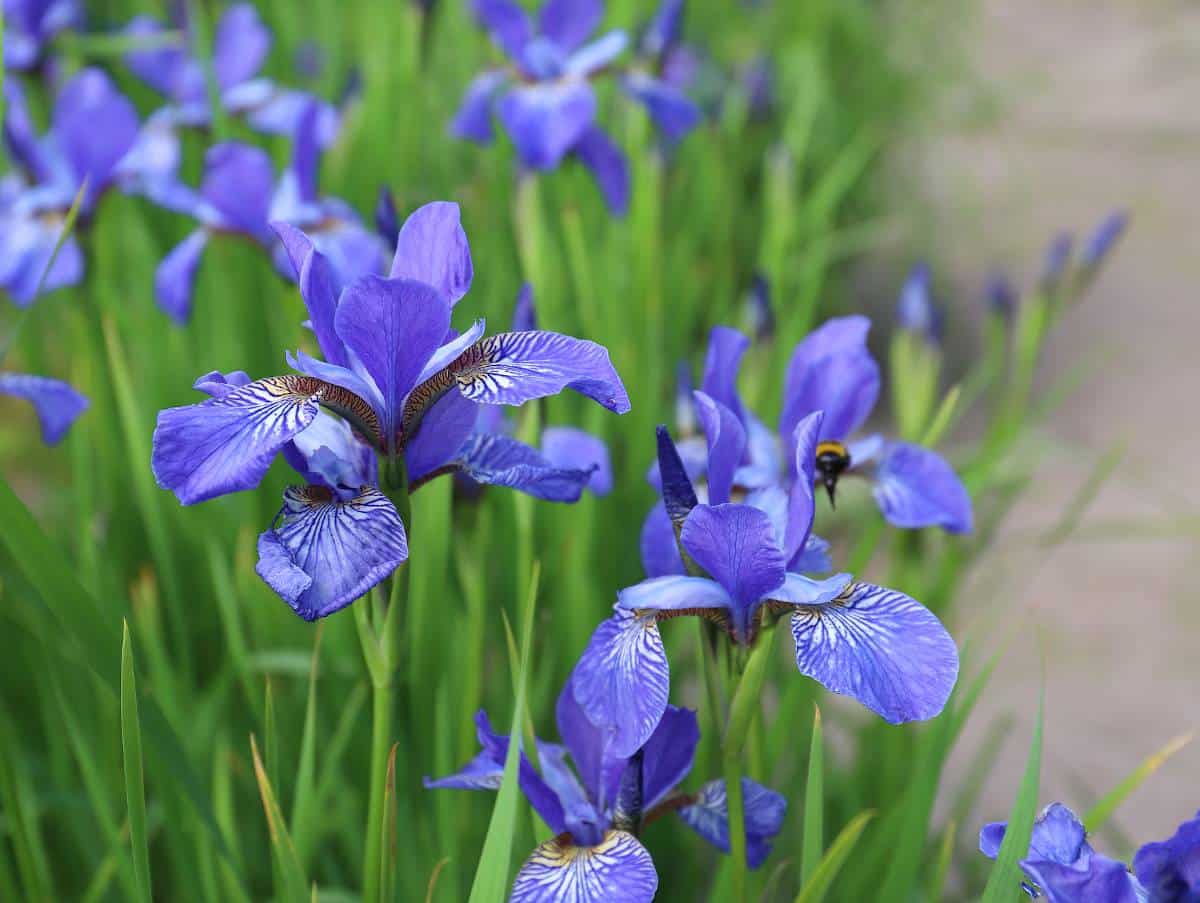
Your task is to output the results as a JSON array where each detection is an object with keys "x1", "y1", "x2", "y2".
[
  {"x1": 398, "y1": 339, "x2": 496, "y2": 447},
  {"x1": 642, "y1": 607, "x2": 734, "y2": 636},
  {"x1": 641, "y1": 792, "x2": 699, "y2": 829},
  {"x1": 263, "y1": 375, "x2": 381, "y2": 447}
]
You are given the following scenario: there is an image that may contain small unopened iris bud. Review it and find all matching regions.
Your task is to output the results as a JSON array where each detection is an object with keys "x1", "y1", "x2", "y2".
[{"x1": 374, "y1": 186, "x2": 398, "y2": 243}]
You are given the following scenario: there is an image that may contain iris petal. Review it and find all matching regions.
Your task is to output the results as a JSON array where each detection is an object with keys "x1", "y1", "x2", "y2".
[
  {"x1": 389, "y1": 201, "x2": 474, "y2": 307},
  {"x1": 405, "y1": 390, "x2": 479, "y2": 483},
  {"x1": 450, "y1": 71, "x2": 507, "y2": 144},
  {"x1": 212, "y1": 3, "x2": 270, "y2": 91},
  {"x1": 497, "y1": 81, "x2": 596, "y2": 170},
  {"x1": 152, "y1": 375, "x2": 326, "y2": 505},
  {"x1": 452, "y1": 433, "x2": 596, "y2": 502},
  {"x1": 678, "y1": 778, "x2": 787, "y2": 869},
  {"x1": 572, "y1": 609, "x2": 669, "y2": 758},
  {"x1": 574, "y1": 126, "x2": 629, "y2": 217},
  {"x1": 692, "y1": 391, "x2": 745, "y2": 506},
  {"x1": 700, "y1": 326, "x2": 750, "y2": 423},
  {"x1": 541, "y1": 427, "x2": 612, "y2": 496},
  {"x1": 639, "y1": 502, "x2": 685, "y2": 578},
  {"x1": 783, "y1": 410, "x2": 822, "y2": 565},
  {"x1": 789, "y1": 582, "x2": 959, "y2": 722},
  {"x1": 255, "y1": 485, "x2": 407, "y2": 620},
  {"x1": 154, "y1": 229, "x2": 209, "y2": 325},
  {"x1": 510, "y1": 830, "x2": 657, "y2": 903},
  {"x1": 639, "y1": 705, "x2": 699, "y2": 812},
  {"x1": 564, "y1": 31, "x2": 629, "y2": 77},
  {"x1": 0, "y1": 372, "x2": 89, "y2": 444},
  {"x1": 272, "y1": 222, "x2": 347, "y2": 366},
  {"x1": 622, "y1": 73, "x2": 701, "y2": 143},
  {"x1": 873, "y1": 441, "x2": 973, "y2": 533},
  {"x1": 539, "y1": 0, "x2": 602, "y2": 54},
  {"x1": 471, "y1": 0, "x2": 532, "y2": 59}
]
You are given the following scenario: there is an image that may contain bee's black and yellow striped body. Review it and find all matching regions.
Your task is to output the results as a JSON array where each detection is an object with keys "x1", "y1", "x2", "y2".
[{"x1": 814, "y1": 440, "x2": 851, "y2": 507}]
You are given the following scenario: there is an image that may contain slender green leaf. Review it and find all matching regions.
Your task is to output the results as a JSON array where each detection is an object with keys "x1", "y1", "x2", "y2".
[
  {"x1": 291, "y1": 627, "x2": 324, "y2": 864},
  {"x1": 927, "y1": 820, "x2": 957, "y2": 902},
  {"x1": 980, "y1": 687, "x2": 1045, "y2": 903},
  {"x1": 921, "y1": 384, "x2": 962, "y2": 448},
  {"x1": 380, "y1": 743, "x2": 399, "y2": 903},
  {"x1": 121, "y1": 622, "x2": 153, "y2": 903},
  {"x1": 1084, "y1": 732, "x2": 1193, "y2": 832},
  {"x1": 800, "y1": 705, "x2": 824, "y2": 885},
  {"x1": 468, "y1": 562, "x2": 541, "y2": 903},
  {"x1": 793, "y1": 810, "x2": 876, "y2": 903},
  {"x1": 249, "y1": 734, "x2": 309, "y2": 901}
]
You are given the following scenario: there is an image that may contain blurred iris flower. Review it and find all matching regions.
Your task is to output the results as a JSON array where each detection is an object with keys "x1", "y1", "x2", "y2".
[
  {"x1": 426, "y1": 687, "x2": 784, "y2": 901},
  {"x1": 151, "y1": 202, "x2": 629, "y2": 619},
  {"x1": 2, "y1": 0, "x2": 82, "y2": 71},
  {"x1": 150, "y1": 104, "x2": 385, "y2": 323},
  {"x1": 0, "y1": 371, "x2": 88, "y2": 443},
  {"x1": 895, "y1": 262, "x2": 944, "y2": 345},
  {"x1": 980, "y1": 803, "x2": 1143, "y2": 901},
  {"x1": 1, "y1": 69, "x2": 179, "y2": 306},
  {"x1": 1134, "y1": 809, "x2": 1200, "y2": 902},
  {"x1": 123, "y1": 3, "x2": 340, "y2": 146},
  {"x1": 576, "y1": 416, "x2": 959, "y2": 757},
  {"x1": 452, "y1": 0, "x2": 699, "y2": 214}
]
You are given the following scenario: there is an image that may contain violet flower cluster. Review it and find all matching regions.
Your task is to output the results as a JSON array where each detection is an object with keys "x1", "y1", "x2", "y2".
[{"x1": 981, "y1": 801, "x2": 1200, "y2": 902}]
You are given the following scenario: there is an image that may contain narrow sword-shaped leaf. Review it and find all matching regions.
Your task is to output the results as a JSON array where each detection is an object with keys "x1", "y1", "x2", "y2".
[
  {"x1": 793, "y1": 810, "x2": 876, "y2": 903},
  {"x1": 801, "y1": 705, "x2": 824, "y2": 885},
  {"x1": 120, "y1": 622, "x2": 152, "y2": 903},
  {"x1": 249, "y1": 734, "x2": 309, "y2": 901},
  {"x1": 1084, "y1": 731, "x2": 1193, "y2": 832}
]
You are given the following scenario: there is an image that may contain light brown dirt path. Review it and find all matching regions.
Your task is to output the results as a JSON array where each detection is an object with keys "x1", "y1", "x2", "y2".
[{"x1": 919, "y1": 0, "x2": 1200, "y2": 851}]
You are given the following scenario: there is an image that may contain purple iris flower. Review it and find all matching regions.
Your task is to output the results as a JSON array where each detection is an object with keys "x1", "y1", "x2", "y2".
[
  {"x1": 1039, "y1": 231, "x2": 1074, "y2": 294},
  {"x1": 151, "y1": 202, "x2": 629, "y2": 620},
  {"x1": 3, "y1": 0, "x2": 83, "y2": 70},
  {"x1": 895, "y1": 262, "x2": 944, "y2": 344},
  {"x1": 150, "y1": 104, "x2": 385, "y2": 323},
  {"x1": 980, "y1": 803, "x2": 1143, "y2": 902},
  {"x1": 1, "y1": 69, "x2": 178, "y2": 306},
  {"x1": 577, "y1": 415, "x2": 959, "y2": 757},
  {"x1": 452, "y1": 0, "x2": 698, "y2": 214},
  {"x1": 1133, "y1": 811, "x2": 1200, "y2": 902},
  {"x1": 1081, "y1": 209, "x2": 1129, "y2": 270},
  {"x1": 426, "y1": 687, "x2": 785, "y2": 901},
  {"x1": 122, "y1": 3, "x2": 340, "y2": 147},
  {"x1": 985, "y1": 270, "x2": 1017, "y2": 320},
  {"x1": 779, "y1": 317, "x2": 972, "y2": 532},
  {"x1": 0, "y1": 371, "x2": 88, "y2": 443}
]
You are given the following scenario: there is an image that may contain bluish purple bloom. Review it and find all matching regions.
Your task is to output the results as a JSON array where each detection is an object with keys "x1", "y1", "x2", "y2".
[
  {"x1": 895, "y1": 262, "x2": 944, "y2": 344},
  {"x1": 1082, "y1": 210, "x2": 1129, "y2": 270},
  {"x1": 123, "y1": 3, "x2": 341, "y2": 146},
  {"x1": 0, "y1": 371, "x2": 88, "y2": 443},
  {"x1": 1133, "y1": 810, "x2": 1200, "y2": 902},
  {"x1": 742, "y1": 272, "x2": 774, "y2": 341},
  {"x1": 1, "y1": 69, "x2": 178, "y2": 305},
  {"x1": 3, "y1": 0, "x2": 82, "y2": 70},
  {"x1": 151, "y1": 202, "x2": 628, "y2": 619},
  {"x1": 980, "y1": 803, "x2": 1142, "y2": 902},
  {"x1": 453, "y1": 0, "x2": 698, "y2": 214},
  {"x1": 578, "y1": 415, "x2": 959, "y2": 756},
  {"x1": 985, "y1": 270, "x2": 1017, "y2": 320},
  {"x1": 1039, "y1": 231, "x2": 1074, "y2": 293},
  {"x1": 426, "y1": 686, "x2": 785, "y2": 900},
  {"x1": 149, "y1": 105, "x2": 385, "y2": 323}
]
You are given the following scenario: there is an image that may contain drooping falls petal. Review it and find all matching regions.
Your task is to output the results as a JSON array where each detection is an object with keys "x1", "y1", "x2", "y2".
[
  {"x1": 639, "y1": 502, "x2": 685, "y2": 578},
  {"x1": 620, "y1": 72, "x2": 701, "y2": 143},
  {"x1": 510, "y1": 831, "x2": 658, "y2": 903},
  {"x1": 334, "y1": 274, "x2": 450, "y2": 438},
  {"x1": 450, "y1": 433, "x2": 596, "y2": 502},
  {"x1": 497, "y1": 80, "x2": 597, "y2": 170},
  {"x1": 0, "y1": 372, "x2": 89, "y2": 444},
  {"x1": 404, "y1": 390, "x2": 479, "y2": 484},
  {"x1": 389, "y1": 201, "x2": 474, "y2": 307},
  {"x1": 154, "y1": 229, "x2": 209, "y2": 325},
  {"x1": 872, "y1": 441, "x2": 973, "y2": 534},
  {"x1": 451, "y1": 70, "x2": 507, "y2": 144},
  {"x1": 1133, "y1": 811, "x2": 1200, "y2": 901},
  {"x1": 677, "y1": 778, "x2": 787, "y2": 870},
  {"x1": 1022, "y1": 856, "x2": 1143, "y2": 903},
  {"x1": 153, "y1": 376, "x2": 322, "y2": 505},
  {"x1": 789, "y1": 582, "x2": 959, "y2": 723},
  {"x1": 573, "y1": 126, "x2": 629, "y2": 217},
  {"x1": 401, "y1": 330, "x2": 629, "y2": 439},
  {"x1": 255, "y1": 485, "x2": 408, "y2": 621},
  {"x1": 572, "y1": 609, "x2": 670, "y2": 759},
  {"x1": 541, "y1": 426, "x2": 612, "y2": 496}
]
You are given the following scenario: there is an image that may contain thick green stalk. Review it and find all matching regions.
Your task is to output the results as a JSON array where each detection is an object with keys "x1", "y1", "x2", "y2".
[{"x1": 722, "y1": 747, "x2": 748, "y2": 903}]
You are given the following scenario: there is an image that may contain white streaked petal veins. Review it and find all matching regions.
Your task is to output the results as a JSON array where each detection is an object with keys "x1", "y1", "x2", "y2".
[
  {"x1": 572, "y1": 609, "x2": 669, "y2": 758},
  {"x1": 789, "y1": 582, "x2": 959, "y2": 723},
  {"x1": 510, "y1": 830, "x2": 657, "y2": 903},
  {"x1": 152, "y1": 375, "x2": 326, "y2": 505},
  {"x1": 256, "y1": 485, "x2": 408, "y2": 621}
]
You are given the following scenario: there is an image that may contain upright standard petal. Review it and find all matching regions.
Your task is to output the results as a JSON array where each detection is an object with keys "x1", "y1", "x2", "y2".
[
  {"x1": 272, "y1": 222, "x2": 347, "y2": 366},
  {"x1": 0, "y1": 372, "x2": 89, "y2": 444},
  {"x1": 471, "y1": 0, "x2": 532, "y2": 59},
  {"x1": 200, "y1": 142, "x2": 276, "y2": 239},
  {"x1": 539, "y1": 0, "x2": 602, "y2": 54},
  {"x1": 439, "y1": 330, "x2": 630, "y2": 413},
  {"x1": 789, "y1": 582, "x2": 959, "y2": 723},
  {"x1": 389, "y1": 202, "x2": 473, "y2": 306},
  {"x1": 678, "y1": 778, "x2": 787, "y2": 870},
  {"x1": 541, "y1": 427, "x2": 612, "y2": 496},
  {"x1": 873, "y1": 442, "x2": 973, "y2": 534},
  {"x1": 212, "y1": 3, "x2": 271, "y2": 91},
  {"x1": 639, "y1": 705, "x2": 699, "y2": 812},
  {"x1": 780, "y1": 315, "x2": 879, "y2": 448},
  {"x1": 573, "y1": 126, "x2": 629, "y2": 216},
  {"x1": 451, "y1": 432, "x2": 596, "y2": 502},
  {"x1": 154, "y1": 230, "x2": 209, "y2": 324},
  {"x1": 334, "y1": 275, "x2": 450, "y2": 437},
  {"x1": 555, "y1": 683, "x2": 625, "y2": 813},
  {"x1": 700, "y1": 326, "x2": 750, "y2": 423},
  {"x1": 511, "y1": 831, "x2": 657, "y2": 903},
  {"x1": 512, "y1": 282, "x2": 538, "y2": 331},
  {"x1": 152, "y1": 376, "x2": 327, "y2": 504},
  {"x1": 639, "y1": 503, "x2": 685, "y2": 578},
  {"x1": 1133, "y1": 811, "x2": 1200, "y2": 902},
  {"x1": 256, "y1": 485, "x2": 408, "y2": 620},
  {"x1": 450, "y1": 70, "x2": 507, "y2": 144},
  {"x1": 783, "y1": 411, "x2": 822, "y2": 565},
  {"x1": 52, "y1": 69, "x2": 140, "y2": 204},
  {"x1": 679, "y1": 504, "x2": 786, "y2": 639},
  {"x1": 693, "y1": 391, "x2": 746, "y2": 506},
  {"x1": 497, "y1": 81, "x2": 596, "y2": 170},
  {"x1": 621, "y1": 73, "x2": 701, "y2": 143},
  {"x1": 572, "y1": 609, "x2": 669, "y2": 758}
]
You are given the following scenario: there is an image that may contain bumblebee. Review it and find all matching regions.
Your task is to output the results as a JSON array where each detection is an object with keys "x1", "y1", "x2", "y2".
[{"x1": 814, "y1": 440, "x2": 851, "y2": 508}]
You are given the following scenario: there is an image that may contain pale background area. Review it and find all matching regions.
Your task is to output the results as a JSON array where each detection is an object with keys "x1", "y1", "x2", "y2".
[{"x1": 915, "y1": 0, "x2": 1200, "y2": 849}]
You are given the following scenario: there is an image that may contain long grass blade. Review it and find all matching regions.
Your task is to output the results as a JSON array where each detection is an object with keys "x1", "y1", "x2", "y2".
[
  {"x1": 249, "y1": 734, "x2": 309, "y2": 901},
  {"x1": 120, "y1": 622, "x2": 153, "y2": 903},
  {"x1": 793, "y1": 810, "x2": 876, "y2": 903},
  {"x1": 800, "y1": 705, "x2": 824, "y2": 885},
  {"x1": 1084, "y1": 732, "x2": 1193, "y2": 832}
]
